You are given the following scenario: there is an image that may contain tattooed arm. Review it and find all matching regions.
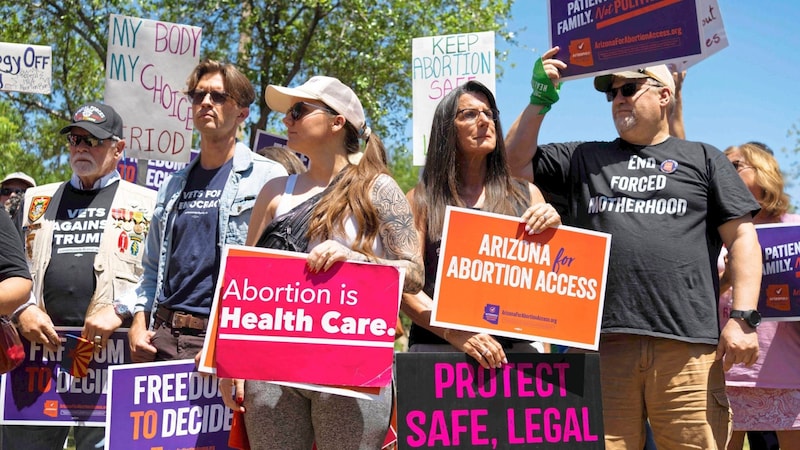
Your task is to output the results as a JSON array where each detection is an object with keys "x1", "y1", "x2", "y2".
[{"x1": 365, "y1": 174, "x2": 424, "y2": 293}]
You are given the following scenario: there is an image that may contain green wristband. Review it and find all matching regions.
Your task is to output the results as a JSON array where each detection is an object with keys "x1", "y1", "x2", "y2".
[{"x1": 529, "y1": 57, "x2": 561, "y2": 115}]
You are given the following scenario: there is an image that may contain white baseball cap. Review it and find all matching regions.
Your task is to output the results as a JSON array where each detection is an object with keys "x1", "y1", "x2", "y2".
[
  {"x1": 594, "y1": 65, "x2": 675, "y2": 95},
  {"x1": 265, "y1": 76, "x2": 367, "y2": 132},
  {"x1": 1, "y1": 171, "x2": 36, "y2": 188}
]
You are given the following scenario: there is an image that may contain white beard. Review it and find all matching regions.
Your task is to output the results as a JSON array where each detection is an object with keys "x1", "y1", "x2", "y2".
[{"x1": 614, "y1": 114, "x2": 637, "y2": 134}]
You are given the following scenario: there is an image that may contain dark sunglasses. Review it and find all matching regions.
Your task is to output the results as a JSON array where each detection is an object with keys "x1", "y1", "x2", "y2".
[
  {"x1": 67, "y1": 133, "x2": 107, "y2": 148},
  {"x1": 0, "y1": 187, "x2": 25, "y2": 196},
  {"x1": 187, "y1": 89, "x2": 230, "y2": 105},
  {"x1": 605, "y1": 81, "x2": 661, "y2": 102},
  {"x1": 287, "y1": 102, "x2": 336, "y2": 121}
]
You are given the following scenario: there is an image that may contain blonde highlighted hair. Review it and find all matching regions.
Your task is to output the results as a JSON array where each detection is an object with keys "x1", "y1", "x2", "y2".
[{"x1": 724, "y1": 142, "x2": 790, "y2": 218}]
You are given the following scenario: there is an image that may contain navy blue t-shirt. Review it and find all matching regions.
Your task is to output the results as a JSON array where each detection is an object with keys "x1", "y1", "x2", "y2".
[{"x1": 158, "y1": 159, "x2": 232, "y2": 315}]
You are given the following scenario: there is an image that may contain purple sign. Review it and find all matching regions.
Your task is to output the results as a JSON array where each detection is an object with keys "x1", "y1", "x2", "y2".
[
  {"x1": 0, "y1": 327, "x2": 129, "y2": 426},
  {"x1": 755, "y1": 224, "x2": 800, "y2": 320},
  {"x1": 254, "y1": 129, "x2": 309, "y2": 167},
  {"x1": 117, "y1": 148, "x2": 199, "y2": 191},
  {"x1": 548, "y1": 0, "x2": 701, "y2": 80},
  {"x1": 105, "y1": 360, "x2": 234, "y2": 449}
]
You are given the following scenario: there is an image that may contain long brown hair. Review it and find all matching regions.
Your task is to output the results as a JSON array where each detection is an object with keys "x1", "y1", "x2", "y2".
[
  {"x1": 306, "y1": 122, "x2": 390, "y2": 259},
  {"x1": 413, "y1": 80, "x2": 529, "y2": 241}
]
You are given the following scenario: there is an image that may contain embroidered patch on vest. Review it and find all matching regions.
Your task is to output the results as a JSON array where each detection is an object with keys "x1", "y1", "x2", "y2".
[{"x1": 28, "y1": 196, "x2": 51, "y2": 222}]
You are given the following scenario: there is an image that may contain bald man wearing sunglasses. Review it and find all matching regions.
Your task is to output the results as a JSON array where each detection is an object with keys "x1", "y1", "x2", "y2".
[{"x1": 505, "y1": 47, "x2": 762, "y2": 449}]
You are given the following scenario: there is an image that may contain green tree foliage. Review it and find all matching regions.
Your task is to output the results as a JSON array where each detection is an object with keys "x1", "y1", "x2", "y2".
[{"x1": 0, "y1": 0, "x2": 516, "y2": 186}]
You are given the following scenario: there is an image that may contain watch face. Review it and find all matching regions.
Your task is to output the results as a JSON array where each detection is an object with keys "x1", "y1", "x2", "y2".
[
  {"x1": 114, "y1": 303, "x2": 130, "y2": 316},
  {"x1": 748, "y1": 310, "x2": 762, "y2": 327}
]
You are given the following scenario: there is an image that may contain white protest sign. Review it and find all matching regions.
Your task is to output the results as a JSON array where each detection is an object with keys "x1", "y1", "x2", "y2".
[
  {"x1": 0, "y1": 42, "x2": 52, "y2": 94},
  {"x1": 104, "y1": 14, "x2": 201, "y2": 162},
  {"x1": 670, "y1": 0, "x2": 728, "y2": 72},
  {"x1": 412, "y1": 31, "x2": 495, "y2": 166}
]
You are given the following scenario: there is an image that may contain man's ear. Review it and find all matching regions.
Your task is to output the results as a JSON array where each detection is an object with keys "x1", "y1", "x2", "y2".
[
  {"x1": 113, "y1": 140, "x2": 126, "y2": 158},
  {"x1": 238, "y1": 106, "x2": 250, "y2": 122}
]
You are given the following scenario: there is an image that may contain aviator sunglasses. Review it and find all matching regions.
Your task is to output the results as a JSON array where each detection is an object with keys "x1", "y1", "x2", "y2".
[
  {"x1": 187, "y1": 89, "x2": 231, "y2": 105},
  {"x1": 287, "y1": 102, "x2": 337, "y2": 121},
  {"x1": 67, "y1": 133, "x2": 109, "y2": 148},
  {"x1": 605, "y1": 81, "x2": 661, "y2": 102}
]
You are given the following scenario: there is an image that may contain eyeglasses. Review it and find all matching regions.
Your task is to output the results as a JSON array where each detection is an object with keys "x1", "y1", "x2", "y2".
[
  {"x1": 605, "y1": 81, "x2": 662, "y2": 102},
  {"x1": 0, "y1": 188, "x2": 24, "y2": 196},
  {"x1": 67, "y1": 133, "x2": 107, "y2": 148},
  {"x1": 187, "y1": 89, "x2": 231, "y2": 105},
  {"x1": 287, "y1": 102, "x2": 337, "y2": 121},
  {"x1": 731, "y1": 160, "x2": 754, "y2": 172},
  {"x1": 456, "y1": 108, "x2": 498, "y2": 122}
]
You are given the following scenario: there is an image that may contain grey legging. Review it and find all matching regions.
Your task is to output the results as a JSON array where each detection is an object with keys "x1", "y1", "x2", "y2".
[{"x1": 243, "y1": 380, "x2": 392, "y2": 450}]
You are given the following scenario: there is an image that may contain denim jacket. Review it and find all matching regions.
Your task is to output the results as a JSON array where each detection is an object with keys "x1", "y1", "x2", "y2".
[{"x1": 124, "y1": 143, "x2": 287, "y2": 315}]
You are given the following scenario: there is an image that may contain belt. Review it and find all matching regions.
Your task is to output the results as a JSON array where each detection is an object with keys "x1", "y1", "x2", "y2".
[{"x1": 154, "y1": 307, "x2": 208, "y2": 331}]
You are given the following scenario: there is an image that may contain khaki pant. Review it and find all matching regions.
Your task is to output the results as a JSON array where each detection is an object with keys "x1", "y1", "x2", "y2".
[{"x1": 598, "y1": 334, "x2": 731, "y2": 450}]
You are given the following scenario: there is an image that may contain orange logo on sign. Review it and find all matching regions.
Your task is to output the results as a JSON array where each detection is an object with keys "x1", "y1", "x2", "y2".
[
  {"x1": 43, "y1": 399, "x2": 59, "y2": 418},
  {"x1": 569, "y1": 38, "x2": 594, "y2": 67},
  {"x1": 766, "y1": 284, "x2": 791, "y2": 311}
]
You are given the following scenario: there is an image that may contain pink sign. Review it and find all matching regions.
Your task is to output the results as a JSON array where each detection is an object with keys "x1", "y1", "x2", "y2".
[{"x1": 214, "y1": 247, "x2": 402, "y2": 387}]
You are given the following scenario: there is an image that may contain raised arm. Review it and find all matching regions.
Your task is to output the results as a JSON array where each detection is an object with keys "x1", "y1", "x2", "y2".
[
  {"x1": 668, "y1": 70, "x2": 687, "y2": 139},
  {"x1": 505, "y1": 47, "x2": 567, "y2": 182}
]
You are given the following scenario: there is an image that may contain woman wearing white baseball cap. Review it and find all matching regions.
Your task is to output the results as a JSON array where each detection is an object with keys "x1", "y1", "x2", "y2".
[{"x1": 219, "y1": 76, "x2": 423, "y2": 449}]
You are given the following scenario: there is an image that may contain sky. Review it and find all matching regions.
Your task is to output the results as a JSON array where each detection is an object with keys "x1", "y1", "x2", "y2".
[{"x1": 492, "y1": 1, "x2": 800, "y2": 206}]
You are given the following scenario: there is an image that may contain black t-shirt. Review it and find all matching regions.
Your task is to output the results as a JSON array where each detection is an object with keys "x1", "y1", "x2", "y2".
[
  {"x1": 158, "y1": 159, "x2": 232, "y2": 315},
  {"x1": 43, "y1": 182, "x2": 118, "y2": 326},
  {"x1": 533, "y1": 137, "x2": 760, "y2": 344},
  {"x1": 0, "y1": 209, "x2": 30, "y2": 282}
]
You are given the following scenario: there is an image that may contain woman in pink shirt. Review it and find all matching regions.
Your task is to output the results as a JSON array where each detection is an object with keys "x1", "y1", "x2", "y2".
[{"x1": 719, "y1": 142, "x2": 800, "y2": 450}]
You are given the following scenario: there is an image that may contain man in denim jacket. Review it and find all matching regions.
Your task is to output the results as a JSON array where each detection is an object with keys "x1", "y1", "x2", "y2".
[{"x1": 83, "y1": 61, "x2": 286, "y2": 362}]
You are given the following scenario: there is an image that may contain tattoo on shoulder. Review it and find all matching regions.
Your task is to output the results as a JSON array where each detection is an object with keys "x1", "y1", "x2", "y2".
[{"x1": 372, "y1": 175, "x2": 417, "y2": 257}]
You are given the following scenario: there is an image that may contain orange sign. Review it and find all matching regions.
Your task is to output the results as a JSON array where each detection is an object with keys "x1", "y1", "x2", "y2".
[{"x1": 430, "y1": 207, "x2": 611, "y2": 350}]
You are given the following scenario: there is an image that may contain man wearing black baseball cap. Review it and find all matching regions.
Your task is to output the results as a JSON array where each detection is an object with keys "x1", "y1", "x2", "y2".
[
  {"x1": 505, "y1": 47, "x2": 762, "y2": 449},
  {"x1": 4, "y1": 102, "x2": 156, "y2": 450}
]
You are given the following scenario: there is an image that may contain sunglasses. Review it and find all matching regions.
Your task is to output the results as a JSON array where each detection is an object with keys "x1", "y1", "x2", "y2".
[
  {"x1": 0, "y1": 187, "x2": 25, "y2": 196},
  {"x1": 731, "y1": 160, "x2": 754, "y2": 172},
  {"x1": 187, "y1": 89, "x2": 231, "y2": 105},
  {"x1": 605, "y1": 81, "x2": 661, "y2": 102},
  {"x1": 67, "y1": 133, "x2": 108, "y2": 148},
  {"x1": 456, "y1": 108, "x2": 498, "y2": 122},
  {"x1": 287, "y1": 102, "x2": 337, "y2": 121}
]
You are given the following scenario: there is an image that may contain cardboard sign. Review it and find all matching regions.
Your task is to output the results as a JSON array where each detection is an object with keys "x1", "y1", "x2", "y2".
[
  {"x1": 396, "y1": 352, "x2": 604, "y2": 449},
  {"x1": 104, "y1": 14, "x2": 201, "y2": 162},
  {"x1": 105, "y1": 360, "x2": 234, "y2": 450},
  {"x1": 0, "y1": 328, "x2": 130, "y2": 426},
  {"x1": 412, "y1": 31, "x2": 495, "y2": 165},
  {"x1": 0, "y1": 42, "x2": 52, "y2": 94},
  {"x1": 431, "y1": 207, "x2": 610, "y2": 350},
  {"x1": 548, "y1": 0, "x2": 727, "y2": 80},
  {"x1": 755, "y1": 224, "x2": 800, "y2": 320},
  {"x1": 211, "y1": 245, "x2": 403, "y2": 387}
]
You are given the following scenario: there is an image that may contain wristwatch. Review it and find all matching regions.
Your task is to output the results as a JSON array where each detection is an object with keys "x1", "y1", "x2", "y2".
[
  {"x1": 730, "y1": 309, "x2": 761, "y2": 328},
  {"x1": 113, "y1": 301, "x2": 133, "y2": 320}
]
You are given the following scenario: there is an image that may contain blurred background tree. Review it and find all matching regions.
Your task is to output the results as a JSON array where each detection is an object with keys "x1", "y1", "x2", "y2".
[{"x1": 0, "y1": 0, "x2": 520, "y2": 191}]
